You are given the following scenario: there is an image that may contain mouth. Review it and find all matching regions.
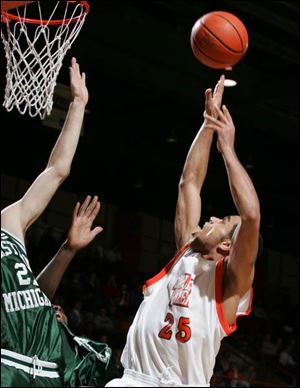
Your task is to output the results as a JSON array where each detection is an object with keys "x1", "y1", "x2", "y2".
[{"x1": 56, "y1": 313, "x2": 63, "y2": 322}]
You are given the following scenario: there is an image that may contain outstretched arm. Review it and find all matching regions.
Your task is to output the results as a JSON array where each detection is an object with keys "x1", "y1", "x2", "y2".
[
  {"x1": 37, "y1": 196, "x2": 103, "y2": 300},
  {"x1": 204, "y1": 106, "x2": 260, "y2": 296},
  {"x1": 1, "y1": 57, "x2": 88, "y2": 243},
  {"x1": 175, "y1": 75, "x2": 225, "y2": 249}
]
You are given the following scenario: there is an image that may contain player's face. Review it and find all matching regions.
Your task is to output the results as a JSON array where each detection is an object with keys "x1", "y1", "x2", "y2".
[
  {"x1": 202, "y1": 215, "x2": 241, "y2": 243},
  {"x1": 53, "y1": 304, "x2": 68, "y2": 325}
]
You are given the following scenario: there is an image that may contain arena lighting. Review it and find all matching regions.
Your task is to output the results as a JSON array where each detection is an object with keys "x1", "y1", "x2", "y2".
[
  {"x1": 166, "y1": 130, "x2": 178, "y2": 144},
  {"x1": 224, "y1": 79, "x2": 237, "y2": 87},
  {"x1": 223, "y1": 66, "x2": 237, "y2": 86}
]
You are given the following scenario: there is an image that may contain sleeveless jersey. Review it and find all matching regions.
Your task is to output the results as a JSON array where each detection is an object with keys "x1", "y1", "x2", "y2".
[
  {"x1": 120, "y1": 242, "x2": 252, "y2": 386},
  {"x1": 1, "y1": 229, "x2": 64, "y2": 371}
]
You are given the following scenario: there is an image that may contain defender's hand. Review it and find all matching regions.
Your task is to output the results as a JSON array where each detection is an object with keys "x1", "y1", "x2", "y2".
[
  {"x1": 66, "y1": 195, "x2": 103, "y2": 252},
  {"x1": 69, "y1": 57, "x2": 89, "y2": 105}
]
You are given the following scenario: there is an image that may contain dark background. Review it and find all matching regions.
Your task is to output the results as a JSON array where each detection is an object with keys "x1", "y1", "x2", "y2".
[{"x1": 1, "y1": 1, "x2": 299, "y2": 256}]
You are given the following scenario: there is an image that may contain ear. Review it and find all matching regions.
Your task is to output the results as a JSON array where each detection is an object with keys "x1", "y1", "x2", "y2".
[{"x1": 216, "y1": 239, "x2": 231, "y2": 256}]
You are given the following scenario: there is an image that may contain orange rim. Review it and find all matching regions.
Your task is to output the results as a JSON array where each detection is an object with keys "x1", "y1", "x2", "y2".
[{"x1": 1, "y1": 1, "x2": 90, "y2": 25}]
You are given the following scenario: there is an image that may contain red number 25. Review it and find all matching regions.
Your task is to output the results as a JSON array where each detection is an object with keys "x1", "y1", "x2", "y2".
[{"x1": 158, "y1": 312, "x2": 191, "y2": 343}]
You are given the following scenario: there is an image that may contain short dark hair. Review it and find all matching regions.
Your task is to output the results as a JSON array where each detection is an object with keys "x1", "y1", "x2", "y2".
[{"x1": 227, "y1": 223, "x2": 239, "y2": 240}]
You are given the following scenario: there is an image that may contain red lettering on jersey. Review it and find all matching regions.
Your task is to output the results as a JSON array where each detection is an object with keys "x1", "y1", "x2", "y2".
[{"x1": 169, "y1": 273, "x2": 194, "y2": 308}]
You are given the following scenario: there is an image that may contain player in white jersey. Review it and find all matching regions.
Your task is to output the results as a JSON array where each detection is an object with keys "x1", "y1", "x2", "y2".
[{"x1": 105, "y1": 75, "x2": 261, "y2": 387}]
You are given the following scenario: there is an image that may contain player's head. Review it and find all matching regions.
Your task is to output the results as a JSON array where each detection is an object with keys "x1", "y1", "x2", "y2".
[
  {"x1": 53, "y1": 304, "x2": 68, "y2": 325},
  {"x1": 193, "y1": 215, "x2": 241, "y2": 260}
]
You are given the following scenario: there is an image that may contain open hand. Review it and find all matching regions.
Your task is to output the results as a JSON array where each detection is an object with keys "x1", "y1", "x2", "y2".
[
  {"x1": 66, "y1": 195, "x2": 103, "y2": 252},
  {"x1": 69, "y1": 57, "x2": 88, "y2": 105}
]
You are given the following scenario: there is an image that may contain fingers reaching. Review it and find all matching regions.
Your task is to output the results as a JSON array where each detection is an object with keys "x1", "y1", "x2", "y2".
[
  {"x1": 67, "y1": 195, "x2": 103, "y2": 251},
  {"x1": 69, "y1": 57, "x2": 83, "y2": 80},
  {"x1": 204, "y1": 88, "x2": 212, "y2": 112},
  {"x1": 78, "y1": 195, "x2": 92, "y2": 216},
  {"x1": 69, "y1": 57, "x2": 88, "y2": 105},
  {"x1": 69, "y1": 57, "x2": 77, "y2": 73},
  {"x1": 76, "y1": 195, "x2": 101, "y2": 222},
  {"x1": 76, "y1": 60, "x2": 80, "y2": 75},
  {"x1": 85, "y1": 196, "x2": 100, "y2": 219},
  {"x1": 92, "y1": 226, "x2": 103, "y2": 238},
  {"x1": 222, "y1": 104, "x2": 233, "y2": 123},
  {"x1": 204, "y1": 88, "x2": 212, "y2": 98},
  {"x1": 203, "y1": 112, "x2": 223, "y2": 131},
  {"x1": 72, "y1": 202, "x2": 81, "y2": 221},
  {"x1": 213, "y1": 80, "x2": 219, "y2": 96},
  {"x1": 213, "y1": 75, "x2": 225, "y2": 97},
  {"x1": 214, "y1": 104, "x2": 232, "y2": 124}
]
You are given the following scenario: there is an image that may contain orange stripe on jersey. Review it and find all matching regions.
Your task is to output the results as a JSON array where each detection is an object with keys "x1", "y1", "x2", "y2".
[
  {"x1": 143, "y1": 242, "x2": 190, "y2": 290},
  {"x1": 236, "y1": 288, "x2": 253, "y2": 317},
  {"x1": 215, "y1": 258, "x2": 236, "y2": 335},
  {"x1": 215, "y1": 258, "x2": 253, "y2": 335}
]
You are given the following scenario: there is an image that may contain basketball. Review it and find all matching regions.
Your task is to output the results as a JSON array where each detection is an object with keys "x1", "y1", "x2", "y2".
[{"x1": 190, "y1": 11, "x2": 248, "y2": 69}]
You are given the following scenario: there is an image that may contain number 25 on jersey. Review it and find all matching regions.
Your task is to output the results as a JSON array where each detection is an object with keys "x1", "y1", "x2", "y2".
[{"x1": 158, "y1": 312, "x2": 191, "y2": 343}]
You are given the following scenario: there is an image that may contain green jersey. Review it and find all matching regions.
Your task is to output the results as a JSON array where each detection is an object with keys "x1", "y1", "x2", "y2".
[
  {"x1": 59, "y1": 323, "x2": 112, "y2": 387},
  {"x1": 1, "y1": 228, "x2": 113, "y2": 387},
  {"x1": 1, "y1": 229, "x2": 64, "y2": 385}
]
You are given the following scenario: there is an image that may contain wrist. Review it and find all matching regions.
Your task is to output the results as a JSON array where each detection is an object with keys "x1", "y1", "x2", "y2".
[
  {"x1": 71, "y1": 97, "x2": 87, "y2": 107},
  {"x1": 200, "y1": 123, "x2": 214, "y2": 137},
  {"x1": 221, "y1": 146, "x2": 236, "y2": 158},
  {"x1": 62, "y1": 240, "x2": 78, "y2": 255}
]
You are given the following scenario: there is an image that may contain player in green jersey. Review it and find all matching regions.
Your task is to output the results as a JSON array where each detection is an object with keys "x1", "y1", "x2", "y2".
[
  {"x1": 37, "y1": 196, "x2": 113, "y2": 387},
  {"x1": 53, "y1": 304, "x2": 112, "y2": 387},
  {"x1": 1, "y1": 57, "x2": 101, "y2": 387}
]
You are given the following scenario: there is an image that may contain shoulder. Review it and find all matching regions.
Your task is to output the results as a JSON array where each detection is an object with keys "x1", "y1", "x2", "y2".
[
  {"x1": 1, "y1": 202, "x2": 24, "y2": 243},
  {"x1": 1, "y1": 228, "x2": 27, "y2": 255}
]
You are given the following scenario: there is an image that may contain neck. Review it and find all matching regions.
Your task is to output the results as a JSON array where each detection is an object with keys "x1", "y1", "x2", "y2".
[
  {"x1": 202, "y1": 251, "x2": 224, "y2": 262},
  {"x1": 190, "y1": 236, "x2": 209, "y2": 254},
  {"x1": 190, "y1": 238, "x2": 224, "y2": 261}
]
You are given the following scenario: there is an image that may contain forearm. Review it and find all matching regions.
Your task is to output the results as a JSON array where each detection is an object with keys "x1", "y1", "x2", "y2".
[
  {"x1": 180, "y1": 124, "x2": 213, "y2": 188},
  {"x1": 36, "y1": 242, "x2": 77, "y2": 300},
  {"x1": 47, "y1": 99, "x2": 86, "y2": 174},
  {"x1": 222, "y1": 148, "x2": 260, "y2": 220}
]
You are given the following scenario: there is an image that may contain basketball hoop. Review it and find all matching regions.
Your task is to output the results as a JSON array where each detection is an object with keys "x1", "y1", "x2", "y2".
[{"x1": 1, "y1": 1, "x2": 90, "y2": 119}]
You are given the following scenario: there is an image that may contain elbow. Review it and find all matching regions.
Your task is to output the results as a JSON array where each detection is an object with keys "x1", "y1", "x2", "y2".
[
  {"x1": 179, "y1": 173, "x2": 198, "y2": 189},
  {"x1": 59, "y1": 169, "x2": 70, "y2": 182},
  {"x1": 243, "y1": 207, "x2": 261, "y2": 226},
  {"x1": 50, "y1": 164, "x2": 70, "y2": 182}
]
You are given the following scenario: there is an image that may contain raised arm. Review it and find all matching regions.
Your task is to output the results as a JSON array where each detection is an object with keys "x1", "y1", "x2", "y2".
[
  {"x1": 1, "y1": 58, "x2": 88, "y2": 243},
  {"x1": 37, "y1": 196, "x2": 103, "y2": 300},
  {"x1": 204, "y1": 106, "x2": 260, "y2": 296},
  {"x1": 175, "y1": 75, "x2": 225, "y2": 249}
]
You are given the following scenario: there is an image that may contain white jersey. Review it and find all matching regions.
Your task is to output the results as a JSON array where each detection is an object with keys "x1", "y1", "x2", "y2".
[{"x1": 109, "y1": 242, "x2": 252, "y2": 387}]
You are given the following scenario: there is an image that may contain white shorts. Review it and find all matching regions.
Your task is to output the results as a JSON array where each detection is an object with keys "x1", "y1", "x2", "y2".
[{"x1": 105, "y1": 369, "x2": 209, "y2": 387}]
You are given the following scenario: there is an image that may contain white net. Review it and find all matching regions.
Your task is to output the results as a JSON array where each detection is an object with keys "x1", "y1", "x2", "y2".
[{"x1": 1, "y1": 1, "x2": 88, "y2": 119}]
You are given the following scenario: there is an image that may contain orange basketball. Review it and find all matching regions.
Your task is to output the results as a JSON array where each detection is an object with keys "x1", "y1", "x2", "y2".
[{"x1": 190, "y1": 11, "x2": 248, "y2": 69}]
